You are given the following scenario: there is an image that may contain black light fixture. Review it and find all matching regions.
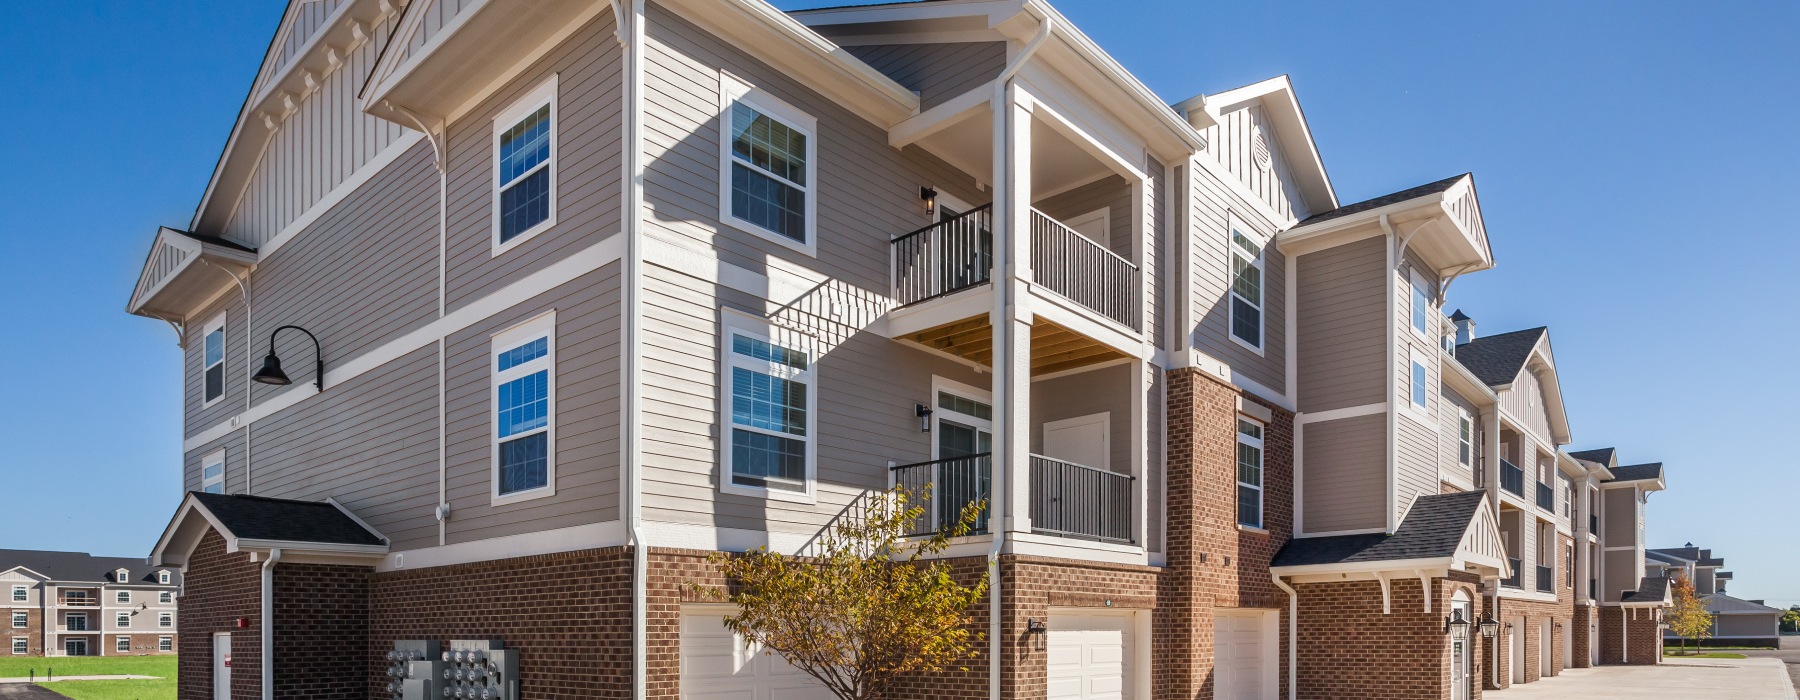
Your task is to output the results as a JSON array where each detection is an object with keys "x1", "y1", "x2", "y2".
[
  {"x1": 920, "y1": 186, "x2": 938, "y2": 219},
  {"x1": 915, "y1": 403, "x2": 933, "y2": 433},
  {"x1": 1445, "y1": 609, "x2": 1471, "y2": 641},
  {"x1": 1025, "y1": 618, "x2": 1048, "y2": 635},
  {"x1": 253, "y1": 325, "x2": 324, "y2": 392},
  {"x1": 1479, "y1": 612, "x2": 1500, "y2": 640}
]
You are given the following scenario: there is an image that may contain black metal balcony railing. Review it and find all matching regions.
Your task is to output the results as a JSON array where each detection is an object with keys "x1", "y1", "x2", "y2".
[
  {"x1": 1536, "y1": 565, "x2": 1554, "y2": 593},
  {"x1": 1536, "y1": 481, "x2": 1555, "y2": 511},
  {"x1": 1500, "y1": 459, "x2": 1524, "y2": 497},
  {"x1": 1029, "y1": 455, "x2": 1135, "y2": 544},
  {"x1": 891, "y1": 205, "x2": 993, "y2": 307},
  {"x1": 1502, "y1": 557, "x2": 1522, "y2": 589},
  {"x1": 891, "y1": 453, "x2": 991, "y2": 537},
  {"x1": 1029, "y1": 210, "x2": 1142, "y2": 331}
]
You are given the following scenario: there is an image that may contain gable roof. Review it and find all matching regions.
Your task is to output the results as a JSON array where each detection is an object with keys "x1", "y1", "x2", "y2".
[
  {"x1": 1295, "y1": 174, "x2": 1464, "y2": 228},
  {"x1": 1176, "y1": 75, "x2": 1337, "y2": 214},
  {"x1": 0, "y1": 550, "x2": 178, "y2": 586},
  {"x1": 1609, "y1": 463, "x2": 1664, "y2": 483},
  {"x1": 1621, "y1": 576, "x2": 1671, "y2": 605},
  {"x1": 1704, "y1": 593, "x2": 1783, "y2": 614},
  {"x1": 1568, "y1": 447, "x2": 1616, "y2": 467},
  {"x1": 1645, "y1": 549, "x2": 1692, "y2": 567},
  {"x1": 1452, "y1": 327, "x2": 1546, "y2": 387},
  {"x1": 1274, "y1": 491, "x2": 1490, "y2": 568},
  {"x1": 152, "y1": 492, "x2": 389, "y2": 567}
]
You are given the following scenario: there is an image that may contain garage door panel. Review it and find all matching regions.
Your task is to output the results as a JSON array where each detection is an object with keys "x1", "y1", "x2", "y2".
[
  {"x1": 1214, "y1": 610, "x2": 1273, "y2": 700},
  {"x1": 681, "y1": 607, "x2": 834, "y2": 700},
  {"x1": 1047, "y1": 611, "x2": 1134, "y2": 700}
]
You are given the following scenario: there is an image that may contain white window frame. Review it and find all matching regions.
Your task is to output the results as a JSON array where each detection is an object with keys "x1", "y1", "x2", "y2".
[
  {"x1": 66, "y1": 613, "x2": 87, "y2": 631},
  {"x1": 1410, "y1": 267, "x2": 1432, "y2": 340},
  {"x1": 1410, "y1": 349, "x2": 1429, "y2": 411},
  {"x1": 10, "y1": 586, "x2": 24, "y2": 603},
  {"x1": 1227, "y1": 214, "x2": 1267, "y2": 354},
  {"x1": 116, "y1": 590, "x2": 131, "y2": 604},
  {"x1": 489, "y1": 312, "x2": 557, "y2": 506},
  {"x1": 115, "y1": 569, "x2": 129, "y2": 583},
  {"x1": 158, "y1": 571, "x2": 171, "y2": 586},
  {"x1": 11, "y1": 612, "x2": 25, "y2": 629},
  {"x1": 116, "y1": 612, "x2": 130, "y2": 628},
  {"x1": 1457, "y1": 407, "x2": 1475, "y2": 467},
  {"x1": 157, "y1": 612, "x2": 173, "y2": 629},
  {"x1": 717, "y1": 72, "x2": 819, "y2": 257},
  {"x1": 201, "y1": 449, "x2": 226, "y2": 495},
  {"x1": 158, "y1": 636, "x2": 172, "y2": 652},
  {"x1": 1236, "y1": 417, "x2": 1265, "y2": 529},
  {"x1": 116, "y1": 636, "x2": 131, "y2": 653},
  {"x1": 201, "y1": 312, "x2": 227, "y2": 408},
  {"x1": 159, "y1": 591, "x2": 173, "y2": 604},
  {"x1": 11, "y1": 637, "x2": 24, "y2": 655},
  {"x1": 491, "y1": 76, "x2": 559, "y2": 257},
  {"x1": 718, "y1": 310, "x2": 817, "y2": 504}
]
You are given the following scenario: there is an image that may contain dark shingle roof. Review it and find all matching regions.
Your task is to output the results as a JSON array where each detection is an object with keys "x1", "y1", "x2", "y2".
[
  {"x1": 1622, "y1": 576, "x2": 1671, "y2": 604},
  {"x1": 1698, "y1": 558, "x2": 1725, "y2": 567},
  {"x1": 0, "y1": 550, "x2": 178, "y2": 585},
  {"x1": 1717, "y1": 571, "x2": 1733, "y2": 579},
  {"x1": 1274, "y1": 491, "x2": 1486, "y2": 567},
  {"x1": 1608, "y1": 463, "x2": 1663, "y2": 483},
  {"x1": 1295, "y1": 174, "x2": 1467, "y2": 228},
  {"x1": 1449, "y1": 309, "x2": 1472, "y2": 322},
  {"x1": 169, "y1": 228, "x2": 257, "y2": 254},
  {"x1": 1452, "y1": 327, "x2": 1546, "y2": 387},
  {"x1": 192, "y1": 492, "x2": 385, "y2": 547},
  {"x1": 1645, "y1": 550, "x2": 1691, "y2": 566},
  {"x1": 1568, "y1": 447, "x2": 1615, "y2": 466}
]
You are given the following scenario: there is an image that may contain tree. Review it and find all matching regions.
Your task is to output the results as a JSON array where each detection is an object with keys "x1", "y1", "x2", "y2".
[
  {"x1": 1666, "y1": 575, "x2": 1714, "y2": 656},
  {"x1": 688, "y1": 484, "x2": 990, "y2": 700},
  {"x1": 1782, "y1": 607, "x2": 1800, "y2": 635}
]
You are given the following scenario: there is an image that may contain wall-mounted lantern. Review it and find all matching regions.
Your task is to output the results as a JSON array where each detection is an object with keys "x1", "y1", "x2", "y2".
[
  {"x1": 1025, "y1": 618, "x2": 1048, "y2": 635},
  {"x1": 915, "y1": 403, "x2": 933, "y2": 432},
  {"x1": 1479, "y1": 612, "x2": 1500, "y2": 640},
  {"x1": 1445, "y1": 609, "x2": 1471, "y2": 641},
  {"x1": 253, "y1": 325, "x2": 324, "y2": 391},
  {"x1": 920, "y1": 186, "x2": 938, "y2": 219}
]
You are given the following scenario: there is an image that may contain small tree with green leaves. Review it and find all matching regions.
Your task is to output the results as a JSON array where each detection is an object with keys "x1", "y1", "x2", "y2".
[
  {"x1": 1781, "y1": 607, "x2": 1800, "y2": 635},
  {"x1": 688, "y1": 484, "x2": 989, "y2": 700},
  {"x1": 1667, "y1": 575, "x2": 1714, "y2": 655}
]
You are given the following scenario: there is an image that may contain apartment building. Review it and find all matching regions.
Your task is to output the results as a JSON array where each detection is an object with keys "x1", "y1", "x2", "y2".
[
  {"x1": 0, "y1": 550, "x2": 180, "y2": 658},
  {"x1": 1567, "y1": 449, "x2": 1672, "y2": 666},
  {"x1": 123, "y1": 1, "x2": 1671, "y2": 698},
  {"x1": 1648, "y1": 544, "x2": 1783, "y2": 648}
]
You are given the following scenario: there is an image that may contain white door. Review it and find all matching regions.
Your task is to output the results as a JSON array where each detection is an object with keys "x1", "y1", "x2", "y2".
[
  {"x1": 1042, "y1": 413, "x2": 1110, "y2": 470},
  {"x1": 1047, "y1": 610, "x2": 1134, "y2": 700},
  {"x1": 1562, "y1": 621, "x2": 1572, "y2": 669},
  {"x1": 64, "y1": 638, "x2": 86, "y2": 657},
  {"x1": 213, "y1": 633, "x2": 231, "y2": 700},
  {"x1": 1509, "y1": 618, "x2": 1525, "y2": 684},
  {"x1": 679, "y1": 606, "x2": 832, "y2": 700},
  {"x1": 1590, "y1": 620, "x2": 1600, "y2": 667},
  {"x1": 1540, "y1": 618, "x2": 1553, "y2": 675},
  {"x1": 1450, "y1": 598, "x2": 1472, "y2": 700},
  {"x1": 1215, "y1": 610, "x2": 1275, "y2": 700}
]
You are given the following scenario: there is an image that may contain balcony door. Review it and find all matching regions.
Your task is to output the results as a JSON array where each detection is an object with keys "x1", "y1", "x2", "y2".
[{"x1": 932, "y1": 387, "x2": 991, "y2": 534}]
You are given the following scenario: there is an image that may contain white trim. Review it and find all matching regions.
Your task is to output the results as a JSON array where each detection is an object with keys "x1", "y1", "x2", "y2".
[
  {"x1": 158, "y1": 635, "x2": 173, "y2": 652},
  {"x1": 158, "y1": 612, "x2": 173, "y2": 628},
  {"x1": 1295, "y1": 402, "x2": 1386, "y2": 425},
  {"x1": 11, "y1": 636, "x2": 24, "y2": 655},
  {"x1": 1226, "y1": 212, "x2": 1266, "y2": 354},
  {"x1": 1409, "y1": 267, "x2": 1432, "y2": 341},
  {"x1": 200, "y1": 448, "x2": 226, "y2": 495},
  {"x1": 115, "y1": 590, "x2": 130, "y2": 605},
  {"x1": 1236, "y1": 416, "x2": 1266, "y2": 529},
  {"x1": 10, "y1": 612, "x2": 25, "y2": 629},
  {"x1": 491, "y1": 76, "x2": 560, "y2": 257},
  {"x1": 717, "y1": 309, "x2": 818, "y2": 504},
  {"x1": 200, "y1": 312, "x2": 228, "y2": 408},
  {"x1": 115, "y1": 612, "x2": 130, "y2": 629},
  {"x1": 489, "y1": 311, "x2": 557, "y2": 507},
  {"x1": 717, "y1": 72, "x2": 819, "y2": 257},
  {"x1": 377, "y1": 519, "x2": 624, "y2": 572},
  {"x1": 9, "y1": 586, "x2": 25, "y2": 603}
]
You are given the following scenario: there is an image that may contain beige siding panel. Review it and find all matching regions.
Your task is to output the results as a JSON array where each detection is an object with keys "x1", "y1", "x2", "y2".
[
  {"x1": 1196, "y1": 105, "x2": 1310, "y2": 220},
  {"x1": 1394, "y1": 415, "x2": 1438, "y2": 525},
  {"x1": 1391, "y1": 251, "x2": 1444, "y2": 523},
  {"x1": 443, "y1": 263, "x2": 622, "y2": 545},
  {"x1": 1301, "y1": 413, "x2": 1385, "y2": 533},
  {"x1": 1714, "y1": 614, "x2": 1777, "y2": 638},
  {"x1": 842, "y1": 42, "x2": 1006, "y2": 111},
  {"x1": 246, "y1": 345, "x2": 441, "y2": 550},
  {"x1": 183, "y1": 293, "x2": 249, "y2": 440},
  {"x1": 1190, "y1": 165, "x2": 1286, "y2": 394},
  {"x1": 402, "y1": 0, "x2": 479, "y2": 64},
  {"x1": 1603, "y1": 488, "x2": 1635, "y2": 545},
  {"x1": 1294, "y1": 235, "x2": 1385, "y2": 412},
  {"x1": 245, "y1": 142, "x2": 441, "y2": 411},
  {"x1": 444, "y1": 13, "x2": 624, "y2": 312},
  {"x1": 227, "y1": 11, "x2": 410, "y2": 247},
  {"x1": 1029, "y1": 363, "x2": 1134, "y2": 476},
  {"x1": 1601, "y1": 548, "x2": 1638, "y2": 603},
  {"x1": 1438, "y1": 385, "x2": 1478, "y2": 486}
]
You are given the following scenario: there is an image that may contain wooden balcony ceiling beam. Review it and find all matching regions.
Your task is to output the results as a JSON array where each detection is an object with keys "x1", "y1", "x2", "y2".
[{"x1": 898, "y1": 317, "x2": 1126, "y2": 376}]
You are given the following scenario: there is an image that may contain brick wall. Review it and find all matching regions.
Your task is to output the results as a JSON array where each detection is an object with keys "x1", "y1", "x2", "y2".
[
  {"x1": 1597, "y1": 605, "x2": 1664, "y2": 665},
  {"x1": 178, "y1": 529, "x2": 261, "y2": 700},
  {"x1": 999, "y1": 556, "x2": 1159, "y2": 700},
  {"x1": 1571, "y1": 604, "x2": 1593, "y2": 668},
  {"x1": 1160, "y1": 367, "x2": 1295, "y2": 700},
  {"x1": 274, "y1": 563, "x2": 368, "y2": 699},
  {"x1": 9, "y1": 609, "x2": 41, "y2": 657},
  {"x1": 1293, "y1": 573, "x2": 1486, "y2": 700},
  {"x1": 368, "y1": 546, "x2": 634, "y2": 699},
  {"x1": 112, "y1": 633, "x2": 177, "y2": 656}
]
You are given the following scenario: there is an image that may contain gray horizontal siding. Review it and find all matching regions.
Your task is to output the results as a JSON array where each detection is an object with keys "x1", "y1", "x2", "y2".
[
  {"x1": 443, "y1": 263, "x2": 622, "y2": 545},
  {"x1": 1029, "y1": 362, "x2": 1135, "y2": 476},
  {"x1": 1295, "y1": 234, "x2": 1386, "y2": 412},
  {"x1": 1190, "y1": 166, "x2": 1287, "y2": 395},
  {"x1": 1033, "y1": 175, "x2": 1134, "y2": 261},
  {"x1": 1394, "y1": 413, "x2": 1437, "y2": 524},
  {"x1": 184, "y1": 294, "x2": 248, "y2": 440},
  {"x1": 444, "y1": 12, "x2": 624, "y2": 312},
  {"x1": 842, "y1": 42, "x2": 1005, "y2": 111},
  {"x1": 1438, "y1": 385, "x2": 1478, "y2": 486},
  {"x1": 183, "y1": 431, "x2": 246, "y2": 497},
  {"x1": 1301, "y1": 413, "x2": 1385, "y2": 533}
]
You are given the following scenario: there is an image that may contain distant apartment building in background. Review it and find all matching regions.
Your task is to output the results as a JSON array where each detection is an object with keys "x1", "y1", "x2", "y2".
[
  {"x1": 1648, "y1": 543, "x2": 1783, "y2": 647},
  {"x1": 0, "y1": 550, "x2": 179, "y2": 658}
]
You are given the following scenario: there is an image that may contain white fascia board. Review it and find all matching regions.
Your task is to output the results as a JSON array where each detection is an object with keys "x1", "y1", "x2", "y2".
[
  {"x1": 1198, "y1": 75, "x2": 1335, "y2": 211},
  {"x1": 1440, "y1": 354, "x2": 1498, "y2": 406},
  {"x1": 1019, "y1": 0, "x2": 1204, "y2": 155},
  {"x1": 1270, "y1": 556, "x2": 1454, "y2": 577},
  {"x1": 327, "y1": 498, "x2": 392, "y2": 545},
  {"x1": 231, "y1": 539, "x2": 390, "y2": 558}
]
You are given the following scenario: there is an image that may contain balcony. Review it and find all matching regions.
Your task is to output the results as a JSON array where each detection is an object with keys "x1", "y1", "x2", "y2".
[
  {"x1": 57, "y1": 596, "x2": 98, "y2": 608},
  {"x1": 891, "y1": 451, "x2": 1135, "y2": 545},
  {"x1": 1500, "y1": 459, "x2": 1524, "y2": 497},
  {"x1": 892, "y1": 207, "x2": 1141, "y2": 331},
  {"x1": 1536, "y1": 565, "x2": 1554, "y2": 593},
  {"x1": 1502, "y1": 557, "x2": 1522, "y2": 589},
  {"x1": 1536, "y1": 481, "x2": 1554, "y2": 511}
]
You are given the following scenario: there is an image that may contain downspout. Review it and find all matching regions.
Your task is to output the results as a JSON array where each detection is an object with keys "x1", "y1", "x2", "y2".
[
  {"x1": 1272, "y1": 574, "x2": 1297, "y2": 700},
  {"x1": 384, "y1": 99, "x2": 450, "y2": 548},
  {"x1": 259, "y1": 547, "x2": 282, "y2": 700},
  {"x1": 988, "y1": 11, "x2": 1051, "y2": 700},
  {"x1": 610, "y1": 2, "x2": 648, "y2": 700},
  {"x1": 1379, "y1": 214, "x2": 1397, "y2": 533}
]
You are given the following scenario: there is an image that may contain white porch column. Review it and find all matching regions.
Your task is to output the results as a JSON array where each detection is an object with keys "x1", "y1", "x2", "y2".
[
  {"x1": 992, "y1": 82, "x2": 1033, "y2": 537},
  {"x1": 1483, "y1": 409, "x2": 1502, "y2": 512}
]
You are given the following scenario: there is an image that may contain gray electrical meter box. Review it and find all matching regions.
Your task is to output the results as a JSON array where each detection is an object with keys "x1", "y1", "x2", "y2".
[
  {"x1": 385, "y1": 640, "x2": 443, "y2": 700},
  {"x1": 442, "y1": 639, "x2": 519, "y2": 700}
]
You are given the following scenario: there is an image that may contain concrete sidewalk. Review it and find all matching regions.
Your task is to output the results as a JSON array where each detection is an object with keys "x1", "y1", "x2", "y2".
[{"x1": 1486, "y1": 657, "x2": 1796, "y2": 699}]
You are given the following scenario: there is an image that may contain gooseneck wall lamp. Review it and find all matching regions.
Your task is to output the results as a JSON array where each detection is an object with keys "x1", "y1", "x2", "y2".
[{"x1": 253, "y1": 325, "x2": 324, "y2": 391}]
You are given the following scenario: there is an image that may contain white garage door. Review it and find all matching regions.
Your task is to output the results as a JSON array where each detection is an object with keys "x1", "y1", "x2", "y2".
[
  {"x1": 1214, "y1": 610, "x2": 1275, "y2": 700},
  {"x1": 680, "y1": 606, "x2": 834, "y2": 700},
  {"x1": 1047, "y1": 610, "x2": 1134, "y2": 700}
]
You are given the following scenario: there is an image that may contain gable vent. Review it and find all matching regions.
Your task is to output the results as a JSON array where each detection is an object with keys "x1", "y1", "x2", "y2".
[{"x1": 1251, "y1": 124, "x2": 1272, "y2": 172}]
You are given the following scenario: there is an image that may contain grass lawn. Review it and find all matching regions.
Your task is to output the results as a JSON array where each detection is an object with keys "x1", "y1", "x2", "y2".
[
  {"x1": 0, "y1": 656, "x2": 175, "y2": 679},
  {"x1": 1664, "y1": 650, "x2": 1751, "y2": 659},
  {"x1": 37, "y1": 677, "x2": 176, "y2": 700}
]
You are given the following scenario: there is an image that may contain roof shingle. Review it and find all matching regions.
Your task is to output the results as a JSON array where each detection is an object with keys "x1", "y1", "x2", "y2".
[
  {"x1": 1273, "y1": 491, "x2": 1486, "y2": 568},
  {"x1": 192, "y1": 492, "x2": 385, "y2": 547},
  {"x1": 0, "y1": 549, "x2": 178, "y2": 585},
  {"x1": 1452, "y1": 327, "x2": 1546, "y2": 387},
  {"x1": 1295, "y1": 174, "x2": 1468, "y2": 228},
  {"x1": 1608, "y1": 463, "x2": 1663, "y2": 483}
]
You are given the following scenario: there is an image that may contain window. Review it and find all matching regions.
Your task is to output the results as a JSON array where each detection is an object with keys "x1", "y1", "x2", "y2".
[
  {"x1": 491, "y1": 313, "x2": 555, "y2": 504},
  {"x1": 201, "y1": 449, "x2": 225, "y2": 494},
  {"x1": 202, "y1": 313, "x2": 226, "y2": 406},
  {"x1": 158, "y1": 636, "x2": 172, "y2": 652},
  {"x1": 116, "y1": 636, "x2": 130, "y2": 653},
  {"x1": 1228, "y1": 220, "x2": 1265, "y2": 351},
  {"x1": 66, "y1": 613, "x2": 87, "y2": 631},
  {"x1": 719, "y1": 74, "x2": 817, "y2": 253},
  {"x1": 1410, "y1": 267, "x2": 1432, "y2": 338},
  {"x1": 1236, "y1": 418, "x2": 1265, "y2": 528},
  {"x1": 722, "y1": 313, "x2": 814, "y2": 498},
  {"x1": 157, "y1": 613, "x2": 172, "y2": 628},
  {"x1": 1409, "y1": 350, "x2": 1428, "y2": 410},
  {"x1": 116, "y1": 613, "x2": 130, "y2": 628},
  {"x1": 157, "y1": 571, "x2": 171, "y2": 586},
  {"x1": 11, "y1": 638, "x2": 23, "y2": 655},
  {"x1": 116, "y1": 591, "x2": 130, "y2": 604},
  {"x1": 493, "y1": 77, "x2": 557, "y2": 252},
  {"x1": 1561, "y1": 476, "x2": 1573, "y2": 517},
  {"x1": 115, "y1": 569, "x2": 128, "y2": 583},
  {"x1": 10, "y1": 586, "x2": 24, "y2": 603},
  {"x1": 159, "y1": 592, "x2": 173, "y2": 604},
  {"x1": 1458, "y1": 408, "x2": 1474, "y2": 466},
  {"x1": 11, "y1": 613, "x2": 24, "y2": 629}
]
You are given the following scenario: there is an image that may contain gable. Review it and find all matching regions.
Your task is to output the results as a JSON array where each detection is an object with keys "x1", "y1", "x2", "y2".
[{"x1": 1198, "y1": 103, "x2": 1313, "y2": 221}]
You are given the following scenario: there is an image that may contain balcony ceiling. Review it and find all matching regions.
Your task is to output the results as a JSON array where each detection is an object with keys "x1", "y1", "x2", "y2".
[{"x1": 899, "y1": 315, "x2": 1126, "y2": 376}]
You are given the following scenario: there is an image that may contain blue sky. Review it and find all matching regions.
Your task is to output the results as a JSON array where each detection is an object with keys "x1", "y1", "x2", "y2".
[{"x1": 3, "y1": 2, "x2": 1793, "y2": 604}]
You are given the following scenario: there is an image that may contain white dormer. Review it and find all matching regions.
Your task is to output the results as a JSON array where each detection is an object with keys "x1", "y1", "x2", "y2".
[
  {"x1": 157, "y1": 570, "x2": 172, "y2": 585},
  {"x1": 115, "y1": 568, "x2": 131, "y2": 583}
]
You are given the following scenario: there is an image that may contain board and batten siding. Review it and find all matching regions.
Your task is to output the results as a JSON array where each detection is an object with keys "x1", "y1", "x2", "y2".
[
  {"x1": 1294, "y1": 234, "x2": 1386, "y2": 413},
  {"x1": 1190, "y1": 161, "x2": 1287, "y2": 395},
  {"x1": 1499, "y1": 364, "x2": 1557, "y2": 447},
  {"x1": 841, "y1": 42, "x2": 1006, "y2": 111},
  {"x1": 1196, "y1": 104, "x2": 1311, "y2": 222},
  {"x1": 225, "y1": 9, "x2": 411, "y2": 248},
  {"x1": 443, "y1": 12, "x2": 624, "y2": 313},
  {"x1": 246, "y1": 142, "x2": 441, "y2": 411},
  {"x1": 443, "y1": 263, "x2": 622, "y2": 545},
  {"x1": 253, "y1": 0, "x2": 350, "y2": 89},
  {"x1": 1300, "y1": 413, "x2": 1386, "y2": 533}
]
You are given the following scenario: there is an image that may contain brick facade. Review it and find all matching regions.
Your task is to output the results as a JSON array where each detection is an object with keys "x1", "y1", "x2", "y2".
[
  {"x1": 178, "y1": 530, "x2": 262, "y2": 700},
  {"x1": 1571, "y1": 603, "x2": 1593, "y2": 668},
  {"x1": 1597, "y1": 605, "x2": 1664, "y2": 665},
  {"x1": 112, "y1": 632, "x2": 178, "y2": 656},
  {"x1": 9, "y1": 609, "x2": 41, "y2": 657},
  {"x1": 1293, "y1": 573, "x2": 1486, "y2": 700},
  {"x1": 274, "y1": 563, "x2": 367, "y2": 699}
]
